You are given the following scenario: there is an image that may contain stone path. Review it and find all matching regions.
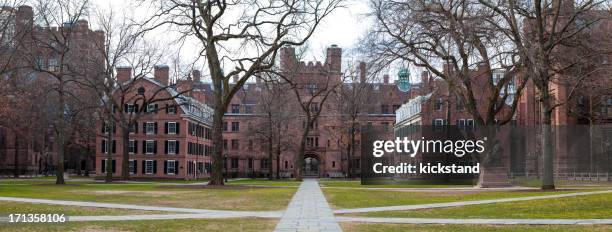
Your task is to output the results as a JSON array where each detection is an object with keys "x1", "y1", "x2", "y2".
[
  {"x1": 0, "y1": 196, "x2": 282, "y2": 218},
  {"x1": 337, "y1": 217, "x2": 612, "y2": 225},
  {"x1": 334, "y1": 189, "x2": 612, "y2": 214},
  {"x1": 274, "y1": 179, "x2": 342, "y2": 232}
]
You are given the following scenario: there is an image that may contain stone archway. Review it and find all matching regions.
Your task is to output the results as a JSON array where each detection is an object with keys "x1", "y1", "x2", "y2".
[{"x1": 303, "y1": 154, "x2": 320, "y2": 177}]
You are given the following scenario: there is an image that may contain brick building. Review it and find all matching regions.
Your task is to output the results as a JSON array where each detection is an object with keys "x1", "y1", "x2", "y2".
[
  {"x1": 95, "y1": 66, "x2": 214, "y2": 179},
  {"x1": 0, "y1": 5, "x2": 103, "y2": 176}
]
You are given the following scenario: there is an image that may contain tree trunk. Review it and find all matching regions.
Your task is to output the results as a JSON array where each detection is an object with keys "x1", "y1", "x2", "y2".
[
  {"x1": 268, "y1": 118, "x2": 274, "y2": 180},
  {"x1": 348, "y1": 121, "x2": 356, "y2": 179},
  {"x1": 276, "y1": 136, "x2": 281, "y2": 180},
  {"x1": 295, "y1": 120, "x2": 310, "y2": 181},
  {"x1": 121, "y1": 126, "x2": 130, "y2": 180},
  {"x1": 84, "y1": 144, "x2": 91, "y2": 177},
  {"x1": 105, "y1": 114, "x2": 114, "y2": 183},
  {"x1": 55, "y1": 86, "x2": 66, "y2": 185},
  {"x1": 76, "y1": 151, "x2": 82, "y2": 176},
  {"x1": 208, "y1": 107, "x2": 225, "y2": 185},
  {"x1": 541, "y1": 95, "x2": 555, "y2": 190},
  {"x1": 13, "y1": 134, "x2": 19, "y2": 178}
]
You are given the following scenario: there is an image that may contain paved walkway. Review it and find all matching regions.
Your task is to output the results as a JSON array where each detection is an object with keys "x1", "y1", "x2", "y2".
[
  {"x1": 274, "y1": 179, "x2": 342, "y2": 232},
  {"x1": 334, "y1": 189, "x2": 612, "y2": 214},
  {"x1": 0, "y1": 196, "x2": 282, "y2": 218}
]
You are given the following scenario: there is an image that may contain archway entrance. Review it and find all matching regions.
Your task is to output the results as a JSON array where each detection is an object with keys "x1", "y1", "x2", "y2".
[{"x1": 303, "y1": 154, "x2": 320, "y2": 177}]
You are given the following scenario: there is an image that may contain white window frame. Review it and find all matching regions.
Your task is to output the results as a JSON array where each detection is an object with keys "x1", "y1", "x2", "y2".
[
  {"x1": 145, "y1": 140, "x2": 155, "y2": 154},
  {"x1": 167, "y1": 160, "x2": 176, "y2": 175},
  {"x1": 467, "y1": 119, "x2": 475, "y2": 127},
  {"x1": 434, "y1": 119, "x2": 444, "y2": 126},
  {"x1": 102, "y1": 159, "x2": 109, "y2": 173},
  {"x1": 129, "y1": 160, "x2": 135, "y2": 174},
  {"x1": 168, "y1": 140, "x2": 177, "y2": 155},
  {"x1": 168, "y1": 122, "x2": 177, "y2": 134},
  {"x1": 126, "y1": 104, "x2": 135, "y2": 113},
  {"x1": 147, "y1": 104, "x2": 156, "y2": 113},
  {"x1": 145, "y1": 160, "x2": 154, "y2": 174},
  {"x1": 458, "y1": 119, "x2": 466, "y2": 127},
  {"x1": 102, "y1": 139, "x2": 108, "y2": 154},
  {"x1": 146, "y1": 122, "x2": 155, "y2": 135},
  {"x1": 128, "y1": 140, "x2": 136, "y2": 154}
]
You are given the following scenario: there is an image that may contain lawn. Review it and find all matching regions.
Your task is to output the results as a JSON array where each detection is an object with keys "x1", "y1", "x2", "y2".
[
  {"x1": 345, "y1": 192, "x2": 612, "y2": 219},
  {"x1": 0, "y1": 218, "x2": 277, "y2": 232},
  {"x1": 319, "y1": 179, "x2": 473, "y2": 188},
  {"x1": 0, "y1": 181, "x2": 295, "y2": 211},
  {"x1": 341, "y1": 223, "x2": 612, "y2": 232},
  {"x1": 324, "y1": 188, "x2": 593, "y2": 209},
  {"x1": 0, "y1": 201, "x2": 160, "y2": 216}
]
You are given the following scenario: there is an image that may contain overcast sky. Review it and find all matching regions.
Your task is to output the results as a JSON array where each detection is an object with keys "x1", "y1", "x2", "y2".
[{"x1": 88, "y1": 0, "x2": 411, "y2": 82}]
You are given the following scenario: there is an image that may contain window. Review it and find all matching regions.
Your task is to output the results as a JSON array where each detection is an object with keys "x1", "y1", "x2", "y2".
[
  {"x1": 126, "y1": 104, "x2": 135, "y2": 113},
  {"x1": 48, "y1": 58, "x2": 58, "y2": 71},
  {"x1": 248, "y1": 158, "x2": 253, "y2": 169},
  {"x1": 231, "y1": 139, "x2": 239, "y2": 150},
  {"x1": 435, "y1": 98, "x2": 444, "y2": 111},
  {"x1": 306, "y1": 137, "x2": 319, "y2": 147},
  {"x1": 285, "y1": 160, "x2": 288, "y2": 169},
  {"x1": 167, "y1": 105, "x2": 177, "y2": 114},
  {"x1": 129, "y1": 140, "x2": 136, "y2": 154},
  {"x1": 231, "y1": 122, "x2": 239, "y2": 132},
  {"x1": 434, "y1": 119, "x2": 444, "y2": 126},
  {"x1": 231, "y1": 104, "x2": 240, "y2": 113},
  {"x1": 138, "y1": 87, "x2": 145, "y2": 95},
  {"x1": 145, "y1": 140, "x2": 155, "y2": 154},
  {"x1": 147, "y1": 104, "x2": 158, "y2": 113},
  {"x1": 167, "y1": 160, "x2": 176, "y2": 175},
  {"x1": 457, "y1": 119, "x2": 466, "y2": 127},
  {"x1": 310, "y1": 102, "x2": 320, "y2": 112},
  {"x1": 466, "y1": 119, "x2": 475, "y2": 128},
  {"x1": 381, "y1": 105, "x2": 390, "y2": 114},
  {"x1": 231, "y1": 157, "x2": 239, "y2": 169},
  {"x1": 167, "y1": 140, "x2": 177, "y2": 154},
  {"x1": 129, "y1": 160, "x2": 135, "y2": 174},
  {"x1": 222, "y1": 122, "x2": 228, "y2": 131},
  {"x1": 261, "y1": 159, "x2": 269, "y2": 169},
  {"x1": 332, "y1": 161, "x2": 336, "y2": 168},
  {"x1": 146, "y1": 122, "x2": 156, "y2": 134},
  {"x1": 307, "y1": 83, "x2": 317, "y2": 95},
  {"x1": 129, "y1": 123, "x2": 137, "y2": 133},
  {"x1": 167, "y1": 122, "x2": 177, "y2": 134},
  {"x1": 245, "y1": 105, "x2": 253, "y2": 114},
  {"x1": 145, "y1": 160, "x2": 154, "y2": 174},
  {"x1": 223, "y1": 139, "x2": 228, "y2": 150}
]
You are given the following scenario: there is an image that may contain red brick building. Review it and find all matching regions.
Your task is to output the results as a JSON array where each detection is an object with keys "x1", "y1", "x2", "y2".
[{"x1": 95, "y1": 67, "x2": 214, "y2": 179}]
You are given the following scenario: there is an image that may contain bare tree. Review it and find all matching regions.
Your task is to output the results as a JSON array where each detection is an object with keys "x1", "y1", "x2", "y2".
[
  {"x1": 144, "y1": 0, "x2": 343, "y2": 185},
  {"x1": 478, "y1": 0, "x2": 611, "y2": 189}
]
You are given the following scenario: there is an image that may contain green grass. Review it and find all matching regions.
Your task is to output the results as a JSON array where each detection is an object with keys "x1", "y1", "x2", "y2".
[
  {"x1": 319, "y1": 179, "x2": 473, "y2": 188},
  {"x1": 0, "y1": 201, "x2": 159, "y2": 216},
  {"x1": 0, "y1": 218, "x2": 276, "y2": 232},
  {"x1": 0, "y1": 182, "x2": 295, "y2": 211},
  {"x1": 347, "y1": 192, "x2": 612, "y2": 219},
  {"x1": 341, "y1": 223, "x2": 612, "y2": 232},
  {"x1": 324, "y1": 188, "x2": 592, "y2": 209},
  {"x1": 226, "y1": 178, "x2": 301, "y2": 187},
  {"x1": 510, "y1": 177, "x2": 612, "y2": 188}
]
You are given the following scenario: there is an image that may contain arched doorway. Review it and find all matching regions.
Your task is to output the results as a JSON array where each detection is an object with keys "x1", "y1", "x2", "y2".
[{"x1": 303, "y1": 154, "x2": 320, "y2": 177}]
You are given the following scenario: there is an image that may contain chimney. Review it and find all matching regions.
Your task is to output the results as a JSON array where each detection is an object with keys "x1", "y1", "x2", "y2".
[
  {"x1": 116, "y1": 67, "x2": 132, "y2": 84},
  {"x1": 325, "y1": 44, "x2": 342, "y2": 73},
  {"x1": 232, "y1": 75, "x2": 239, "y2": 84},
  {"x1": 191, "y1": 70, "x2": 201, "y2": 82},
  {"x1": 75, "y1": 19, "x2": 89, "y2": 31},
  {"x1": 359, "y1": 62, "x2": 366, "y2": 83},
  {"x1": 154, "y1": 65, "x2": 169, "y2": 86},
  {"x1": 383, "y1": 74, "x2": 390, "y2": 84}
]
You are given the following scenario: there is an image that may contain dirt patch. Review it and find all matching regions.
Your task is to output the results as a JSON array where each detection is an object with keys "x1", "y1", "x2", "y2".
[{"x1": 80, "y1": 225, "x2": 130, "y2": 232}]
